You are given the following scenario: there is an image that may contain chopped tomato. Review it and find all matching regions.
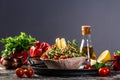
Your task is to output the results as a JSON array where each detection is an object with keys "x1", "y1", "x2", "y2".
[
  {"x1": 54, "y1": 56, "x2": 59, "y2": 60},
  {"x1": 42, "y1": 54, "x2": 48, "y2": 60},
  {"x1": 59, "y1": 55, "x2": 68, "y2": 60}
]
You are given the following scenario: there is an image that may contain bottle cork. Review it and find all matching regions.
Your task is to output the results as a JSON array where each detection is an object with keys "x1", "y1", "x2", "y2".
[{"x1": 81, "y1": 25, "x2": 91, "y2": 35}]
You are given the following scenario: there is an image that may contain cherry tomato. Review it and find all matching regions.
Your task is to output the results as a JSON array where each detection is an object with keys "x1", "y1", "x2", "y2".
[
  {"x1": 15, "y1": 68, "x2": 24, "y2": 77},
  {"x1": 98, "y1": 67, "x2": 110, "y2": 76},
  {"x1": 105, "y1": 67, "x2": 110, "y2": 74},
  {"x1": 54, "y1": 56, "x2": 59, "y2": 60},
  {"x1": 84, "y1": 64, "x2": 93, "y2": 69},
  {"x1": 24, "y1": 68, "x2": 34, "y2": 78},
  {"x1": 42, "y1": 54, "x2": 48, "y2": 60},
  {"x1": 59, "y1": 55, "x2": 68, "y2": 60}
]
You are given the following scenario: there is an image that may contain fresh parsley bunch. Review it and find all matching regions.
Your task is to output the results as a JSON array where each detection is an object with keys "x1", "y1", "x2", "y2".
[{"x1": 0, "y1": 32, "x2": 36, "y2": 57}]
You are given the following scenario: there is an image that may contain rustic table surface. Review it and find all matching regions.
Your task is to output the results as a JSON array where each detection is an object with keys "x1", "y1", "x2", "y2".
[{"x1": 0, "y1": 65, "x2": 120, "y2": 80}]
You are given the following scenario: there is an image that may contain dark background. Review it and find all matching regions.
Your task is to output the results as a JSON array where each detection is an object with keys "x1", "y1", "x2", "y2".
[{"x1": 0, "y1": 0, "x2": 120, "y2": 57}]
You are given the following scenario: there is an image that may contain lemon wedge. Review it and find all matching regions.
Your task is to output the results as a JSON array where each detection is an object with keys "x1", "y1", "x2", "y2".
[
  {"x1": 60, "y1": 38, "x2": 67, "y2": 49},
  {"x1": 55, "y1": 38, "x2": 61, "y2": 49},
  {"x1": 97, "y1": 50, "x2": 111, "y2": 63}
]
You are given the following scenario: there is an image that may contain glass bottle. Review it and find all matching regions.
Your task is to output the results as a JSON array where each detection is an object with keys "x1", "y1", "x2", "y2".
[{"x1": 80, "y1": 25, "x2": 96, "y2": 62}]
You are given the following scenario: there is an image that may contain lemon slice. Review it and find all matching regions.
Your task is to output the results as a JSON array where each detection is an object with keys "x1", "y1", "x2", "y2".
[{"x1": 97, "y1": 50, "x2": 111, "y2": 63}]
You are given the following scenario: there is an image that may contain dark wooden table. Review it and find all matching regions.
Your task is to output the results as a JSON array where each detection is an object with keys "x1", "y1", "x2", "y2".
[{"x1": 0, "y1": 65, "x2": 120, "y2": 80}]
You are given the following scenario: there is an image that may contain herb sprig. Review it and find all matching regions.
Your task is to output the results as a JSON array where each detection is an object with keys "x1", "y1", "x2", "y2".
[
  {"x1": 0, "y1": 32, "x2": 36, "y2": 57},
  {"x1": 114, "y1": 50, "x2": 120, "y2": 55},
  {"x1": 92, "y1": 62, "x2": 105, "y2": 69}
]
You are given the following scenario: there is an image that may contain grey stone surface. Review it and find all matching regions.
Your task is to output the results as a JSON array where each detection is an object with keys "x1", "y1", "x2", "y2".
[{"x1": 0, "y1": 64, "x2": 120, "y2": 80}]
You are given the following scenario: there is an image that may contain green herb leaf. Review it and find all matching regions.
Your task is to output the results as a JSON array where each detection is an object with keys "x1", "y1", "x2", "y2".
[
  {"x1": 92, "y1": 62, "x2": 105, "y2": 69},
  {"x1": 115, "y1": 50, "x2": 120, "y2": 55}
]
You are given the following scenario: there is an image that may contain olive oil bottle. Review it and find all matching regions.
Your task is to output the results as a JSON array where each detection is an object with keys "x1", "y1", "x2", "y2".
[{"x1": 80, "y1": 25, "x2": 96, "y2": 61}]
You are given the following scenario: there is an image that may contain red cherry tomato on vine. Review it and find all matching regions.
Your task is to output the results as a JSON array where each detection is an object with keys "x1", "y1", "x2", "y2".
[
  {"x1": 24, "y1": 68, "x2": 34, "y2": 78},
  {"x1": 84, "y1": 64, "x2": 93, "y2": 69},
  {"x1": 15, "y1": 68, "x2": 24, "y2": 77},
  {"x1": 98, "y1": 67, "x2": 110, "y2": 76}
]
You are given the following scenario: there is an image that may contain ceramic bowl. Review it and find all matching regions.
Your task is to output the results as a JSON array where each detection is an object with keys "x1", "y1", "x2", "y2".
[{"x1": 43, "y1": 57, "x2": 86, "y2": 69}]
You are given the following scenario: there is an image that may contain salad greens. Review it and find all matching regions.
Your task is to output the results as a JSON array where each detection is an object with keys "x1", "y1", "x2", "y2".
[
  {"x1": 92, "y1": 62, "x2": 111, "y2": 69},
  {"x1": 114, "y1": 50, "x2": 120, "y2": 55},
  {"x1": 67, "y1": 40, "x2": 79, "y2": 50},
  {"x1": 0, "y1": 32, "x2": 36, "y2": 57},
  {"x1": 42, "y1": 40, "x2": 86, "y2": 60}
]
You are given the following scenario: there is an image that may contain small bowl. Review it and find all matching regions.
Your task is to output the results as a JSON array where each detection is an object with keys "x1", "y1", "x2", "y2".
[{"x1": 43, "y1": 57, "x2": 86, "y2": 69}]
